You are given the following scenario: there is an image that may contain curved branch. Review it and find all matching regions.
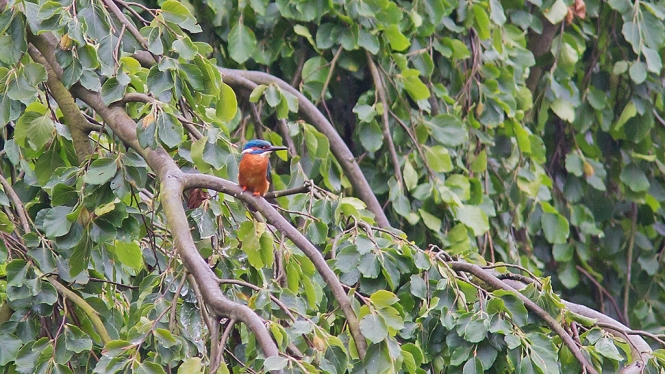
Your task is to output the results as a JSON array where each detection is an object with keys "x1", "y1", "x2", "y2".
[
  {"x1": 220, "y1": 68, "x2": 390, "y2": 228},
  {"x1": 447, "y1": 260, "x2": 599, "y2": 374},
  {"x1": 180, "y1": 172, "x2": 368, "y2": 358},
  {"x1": 27, "y1": 33, "x2": 280, "y2": 360}
]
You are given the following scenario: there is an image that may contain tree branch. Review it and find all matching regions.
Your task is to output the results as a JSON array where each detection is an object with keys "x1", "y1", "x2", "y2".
[
  {"x1": 366, "y1": 51, "x2": 403, "y2": 186},
  {"x1": 26, "y1": 42, "x2": 93, "y2": 163},
  {"x1": 0, "y1": 171, "x2": 30, "y2": 234},
  {"x1": 27, "y1": 32, "x2": 281, "y2": 360},
  {"x1": 47, "y1": 276, "x2": 112, "y2": 345},
  {"x1": 220, "y1": 68, "x2": 390, "y2": 228},
  {"x1": 447, "y1": 260, "x2": 599, "y2": 374},
  {"x1": 180, "y1": 172, "x2": 368, "y2": 358}
]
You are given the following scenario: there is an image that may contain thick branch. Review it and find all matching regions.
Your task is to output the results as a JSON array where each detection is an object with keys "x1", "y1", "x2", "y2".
[
  {"x1": 526, "y1": 19, "x2": 560, "y2": 94},
  {"x1": 448, "y1": 261, "x2": 599, "y2": 374},
  {"x1": 181, "y1": 172, "x2": 368, "y2": 358},
  {"x1": 26, "y1": 43, "x2": 93, "y2": 163},
  {"x1": 28, "y1": 33, "x2": 280, "y2": 360},
  {"x1": 220, "y1": 68, "x2": 390, "y2": 228}
]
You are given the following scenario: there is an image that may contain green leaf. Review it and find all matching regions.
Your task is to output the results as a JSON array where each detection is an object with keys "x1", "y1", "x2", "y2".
[
  {"x1": 156, "y1": 113, "x2": 183, "y2": 148},
  {"x1": 370, "y1": 290, "x2": 399, "y2": 309},
  {"x1": 359, "y1": 28, "x2": 380, "y2": 54},
  {"x1": 620, "y1": 163, "x2": 650, "y2": 192},
  {"x1": 23, "y1": 63, "x2": 47, "y2": 86},
  {"x1": 472, "y1": 5, "x2": 491, "y2": 40},
  {"x1": 424, "y1": 145, "x2": 452, "y2": 173},
  {"x1": 41, "y1": 206, "x2": 74, "y2": 238},
  {"x1": 463, "y1": 357, "x2": 484, "y2": 374},
  {"x1": 543, "y1": 0, "x2": 568, "y2": 24},
  {"x1": 401, "y1": 69, "x2": 430, "y2": 101},
  {"x1": 629, "y1": 61, "x2": 647, "y2": 84},
  {"x1": 146, "y1": 67, "x2": 173, "y2": 96},
  {"x1": 264, "y1": 356, "x2": 288, "y2": 371},
  {"x1": 383, "y1": 24, "x2": 410, "y2": 51},
  {"x1": 419, "y1": 209, "x2": 442, "y2": 231},
  {"x1": 238, "y1": 221, "x2": 266, "y2": 269},
  {"x1": 100, "y1": 77, "x2": 126, "y2": 105},
  {"x1": 110, "y1": 240, "x2": 144, "y2": 271},
  {"x1": 15, "y1": 112, "x2": 54, "y2": 151},
  {"x1": 428, "y1": 114, "x2": 468, "y2": 147},
  {"x1": 228, "y1": 23, "x2": 257, "y2": 64},
  {"x1": 161, "y1": 0, "x2": 201, "y2": 32},
  {"x1": 35, "y1": 148, "x2": 66, "y2": 186},
  {"x1": 85, "y1": 158, "x2": 118, "y2": 185},
  {"x1": 293, "y1": 24, "x2": 316, "y2": 49},
  {"x1": 550, "y1": 98, "x2": 575, "y2": 122},
  {"x1": 454, "y1": 205, "x2": 489, "y2": 236},
  {"x1": 70, "y1": 234, "x2": 92, "y2": 276},
  {"x1": 0, "y1": 334, "x2": 22, "y2": 366},
  {"x1": 177, "y1": 358, "x2": 204, "y2": 374},
  {"x1": 403, "y1": 160, "x2": 418, "y2": 191},
  {"x1": 359, "y1": 314, "x2": 388, "y2": 343},
  {"x1": 65, "y1": 325, "x2": 92, "y2": 353},
  {"x1": 541, "y1": 211, "x2": 569, "y2": 244},
  {"x1": 0, "y1": 210, "x2": 15, "y2": 233},
  {"x1": 594, "y1": 338, "x2": 624, "y2": 361},
  {"x1": 359, "y1": 120, "x2": 383, "y2": 152},
  {"x1": 217, "y1": 82, "x2": 238, "y2": 122},
  {"x1": 470, "y1": 150, "x2": 487, "y2": 173},
  {"x1": 172, "y1": 37, "x2": 198, "y2": 60},
  {"x1": 0, "y1": 17, "x2": 27, "y2": 65}
]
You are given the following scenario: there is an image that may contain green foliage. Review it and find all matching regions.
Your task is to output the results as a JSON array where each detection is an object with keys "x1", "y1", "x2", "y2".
[{"x1": 1, "y1": 0, "x2": 664, "y2": 372}]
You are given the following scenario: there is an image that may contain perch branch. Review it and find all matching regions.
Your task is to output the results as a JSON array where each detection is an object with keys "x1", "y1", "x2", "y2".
[
  {"x1": 220, "y1": 68, "x2": 390, "y2": 228},
  {"x1": 181, "y1": 172, "x2": 368, "y2": 358}
]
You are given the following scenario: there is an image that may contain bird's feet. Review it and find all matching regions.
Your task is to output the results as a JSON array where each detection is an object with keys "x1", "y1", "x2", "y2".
[{"x1": 253, "y1": 191, "x2": 262, "y2": 197}]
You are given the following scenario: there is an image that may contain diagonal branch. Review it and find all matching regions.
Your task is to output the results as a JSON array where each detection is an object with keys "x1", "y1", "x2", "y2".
[
  {"x1": 180, "y1": 172, "x2": 368, "y2": 358},
  {"x1": 28, "y1": 33, "x2": 280, "y2": 359},
  {"x1": 366, "y1": 52, "x2": 403, "y2": 187},
  {"x1": 447, "y1": 260, "x2": 599, "y2": 374},
  {"x1": 0, "y1": 171, "x2": 30, "y2": 234}
]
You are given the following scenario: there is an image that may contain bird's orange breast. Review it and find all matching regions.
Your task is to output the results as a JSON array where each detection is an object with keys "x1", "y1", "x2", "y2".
[{"x1": 238, "y1": 154, "x2": 270, "y2": 196}]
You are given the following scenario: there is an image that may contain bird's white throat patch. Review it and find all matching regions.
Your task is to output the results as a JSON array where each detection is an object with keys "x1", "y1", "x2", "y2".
[{"x1": 242, "y1": 148, "x2": 271, "y2": 157}]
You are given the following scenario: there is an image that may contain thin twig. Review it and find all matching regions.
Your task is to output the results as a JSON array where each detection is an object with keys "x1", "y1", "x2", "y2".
[
  {"x1": 366, "y1": 51, "x2": 402, "y2": 186},
  {"x1": 623, "y1": 203, "x2": 637, "y2": 325},
  {"x1": 0, "y1": 171, "x2": 30, "y2": 233},
  {"x1": 576, "y1": 265, "x2": 625, "y2": 325},
  {"x1": 216, "y1": 278, "x2": 297, "y2": 322},
  {"x1": 264, "y1": 182, "x2": 312, "y2": 198},
  {"x1": 103, "y1": 0, "x2": 149, "y2": 49}
]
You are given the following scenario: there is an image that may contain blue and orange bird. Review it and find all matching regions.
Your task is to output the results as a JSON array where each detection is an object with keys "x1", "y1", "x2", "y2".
[{"x1": 238, "y1": 139, "x2": 288, "y2": 196}]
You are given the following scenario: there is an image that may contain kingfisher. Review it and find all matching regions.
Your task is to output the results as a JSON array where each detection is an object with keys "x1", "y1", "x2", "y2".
[{"x1": 238, "y1": 139, "x2": 288, "y2": 196}]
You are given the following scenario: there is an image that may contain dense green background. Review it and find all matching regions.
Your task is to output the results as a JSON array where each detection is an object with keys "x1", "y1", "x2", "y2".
[{"x1": 1, "y1": 0, "x2": 665, "y2": 372}]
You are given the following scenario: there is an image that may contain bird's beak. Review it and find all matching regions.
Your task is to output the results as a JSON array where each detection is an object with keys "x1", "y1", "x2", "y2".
[{"x1": 268, "y1": 146, "x2": 289, "y2": 152}]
